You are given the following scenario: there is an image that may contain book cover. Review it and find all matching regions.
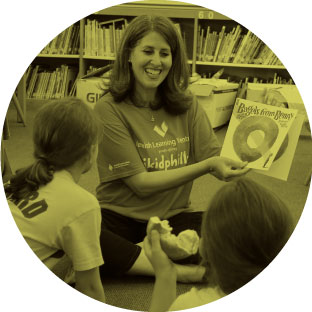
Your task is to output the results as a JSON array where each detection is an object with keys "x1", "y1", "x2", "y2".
[{"x1": 221, "y1": 98, "x2": 298, "y2": 171}]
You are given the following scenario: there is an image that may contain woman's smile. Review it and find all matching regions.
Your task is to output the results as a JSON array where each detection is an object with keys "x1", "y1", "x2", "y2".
[
  {"x1": 129, "y1": 31, "x2": 172, "y2": 99},
  {"x1": 145, "y1": 68, "x2": 162, "y2": 77}
]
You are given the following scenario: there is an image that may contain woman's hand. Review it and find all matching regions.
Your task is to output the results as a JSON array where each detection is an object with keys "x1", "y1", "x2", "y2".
[
  {"x1": 209, "y1": 156, "x2": 250, "y2": 181},
  {"x1": 143, "y1": 230, "x2": 177, "y2": 280}
]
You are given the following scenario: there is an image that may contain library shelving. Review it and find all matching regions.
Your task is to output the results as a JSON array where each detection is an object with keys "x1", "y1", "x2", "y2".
[{"x1": 23, "y1": 1, "x2": 292, "y2": 103}]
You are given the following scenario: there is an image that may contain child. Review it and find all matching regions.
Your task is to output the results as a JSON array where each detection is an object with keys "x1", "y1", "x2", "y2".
[
  {"x1": 4, "y1": 98, "x2": 105, "y2": 303},
  {"x1": 144, "y1": 177, "x2": 294, "y2": 311}
]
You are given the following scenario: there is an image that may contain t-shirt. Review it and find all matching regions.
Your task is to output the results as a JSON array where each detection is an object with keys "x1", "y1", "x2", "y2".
[
  {"x1": 95, "y1": 93, "x2": 221, "y2": 220},
  {"x1": 169, "y1": 286, "x2": 223, "y2": 310},
  {"x1": 7, "y1": 170, "x2": 104, "y2": 281}
]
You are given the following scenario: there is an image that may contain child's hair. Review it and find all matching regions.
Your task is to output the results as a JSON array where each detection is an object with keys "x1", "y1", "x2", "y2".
[
  {"x1": 5, "y1": 97, "x2": 100, "y2": 200},
  {"x1": 108, "y1": 14, "x2": 193, "y2": 115},
  {"x1": 200, "y1": 177, "x2": 294, "y2": 295}
]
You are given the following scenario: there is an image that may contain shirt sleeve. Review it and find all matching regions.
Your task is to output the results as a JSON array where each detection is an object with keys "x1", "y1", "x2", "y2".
[
  {"x1": 61, "y1": 208, "x2": 104, "y2": 272},
  {"x1": 190, "y1": 96, "x2": 221, "y2": 162},
  {"x1": 94, "y1": 96, "x2": 146, "y2": 182}
]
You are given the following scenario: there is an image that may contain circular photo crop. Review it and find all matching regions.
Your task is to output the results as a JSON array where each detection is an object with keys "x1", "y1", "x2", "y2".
[{"x1": 1, "y1": 1, "x2": 311, "y2": 312}]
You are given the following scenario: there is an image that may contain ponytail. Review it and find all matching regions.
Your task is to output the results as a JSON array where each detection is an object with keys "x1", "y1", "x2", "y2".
[{"x1": 5, "y1": 158, "x2": 54, "y2": 200}]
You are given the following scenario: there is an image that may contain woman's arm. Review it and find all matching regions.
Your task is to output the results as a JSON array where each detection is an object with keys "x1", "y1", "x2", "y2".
[
  {"x1": 123, "y1": 156, "x2": 249, "y2": 198},
  {"x1": 75, "y1": 267, "x2": 105, "y2": 303}
]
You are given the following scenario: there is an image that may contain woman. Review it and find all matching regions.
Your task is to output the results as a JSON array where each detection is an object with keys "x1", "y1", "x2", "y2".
[{"x1": 95, "y1": 15, "x2": 249, "y2": 281}]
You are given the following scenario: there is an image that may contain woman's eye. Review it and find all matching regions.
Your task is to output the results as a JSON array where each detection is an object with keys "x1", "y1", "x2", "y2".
[
  {"x1": 143, "y1": 50, "x2": 153, "y2": 55},
  {"x1": 160, "y1": 52, "x2": 169, "y2": 57}
]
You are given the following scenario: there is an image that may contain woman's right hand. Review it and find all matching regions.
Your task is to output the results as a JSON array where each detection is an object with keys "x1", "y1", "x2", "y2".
[
  {"x1": 208, "y1": 156, "x2": 250, "y2": 181},
  {"x1": 143, "y1": 230, "x2": 177, "y2": 279}
]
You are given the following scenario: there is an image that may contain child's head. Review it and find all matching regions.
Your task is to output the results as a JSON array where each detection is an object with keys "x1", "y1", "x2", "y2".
[
  {"x1": 6, "y1": 97, "x2": 100, "y2": 199},
  {"x1": 33, "y1": 97, "x2": 100, "y2": 170},
  {"x1": 200, "y1": 177, "x2": 294, "y2": 295}
]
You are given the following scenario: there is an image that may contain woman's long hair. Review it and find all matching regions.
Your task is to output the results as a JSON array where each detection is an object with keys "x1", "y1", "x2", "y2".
[
  {"x1": 200, "y1": 177, "x2": 294, "y2": 294},
  {"x1": 107, "y1": 14, "x2": 193, "y2": 115},
  {"x1": 5, "y1": 97, "x2": 100, "y2": 200}
]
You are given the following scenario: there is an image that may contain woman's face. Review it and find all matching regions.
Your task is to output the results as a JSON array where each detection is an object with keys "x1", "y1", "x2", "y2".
[{"x1": 129, "y1": 31, "x2": 172, "y2": 97}]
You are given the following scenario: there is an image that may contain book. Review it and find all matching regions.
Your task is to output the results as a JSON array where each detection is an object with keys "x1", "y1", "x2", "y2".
[
  {"x1": 202, "y1": 26, "x2": 210, "y2": 61},
  {"x1": 104, "y1": 27, "x2": 110, "y2": 57},
  {"x1": 233, "y1": 30, "x2": 251, "y2": 63},
  {"x1": 27, "y1": 65, "x2": 39, "y2": 97},
  {"x1": 82, "y1": 18, "x2": 128, "y2": 57},
  {"x1": 221, "y1": 98, "x2": 298, "y2": 172},
  {"x1": 213, "y1": 26, "x2": 226, "y2": 62}
]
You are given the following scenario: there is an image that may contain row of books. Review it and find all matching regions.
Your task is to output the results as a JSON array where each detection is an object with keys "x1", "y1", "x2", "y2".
[
  {"x1": 84, "y1": 18, "x2": 127, "y2": 57},
  {"x1": 40, "y1": 24, "x2": 80, "y2": 55},
  {"x1": 26, "y1": 65, "x2": 78, "y2": 99},
  {"x1": 37, "y1": 18, "x2": 281, "y2": 68},
  {"x1": 200, "y1": 71, "x2": 293, "y2": 85},
  {"x1": 196, "y1": 24, "x2": 283, "y2": 66}
]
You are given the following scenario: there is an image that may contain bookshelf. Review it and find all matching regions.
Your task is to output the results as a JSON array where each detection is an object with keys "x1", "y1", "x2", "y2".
[{"x1": 24, "y1": 1, "x2": 292, "y2": 101}]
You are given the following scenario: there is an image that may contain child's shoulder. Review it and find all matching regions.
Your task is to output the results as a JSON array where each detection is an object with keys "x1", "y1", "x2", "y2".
[
  {"x1": 169, "y1": 286, "x2": 223, "y2": 311},
  {"x1": 49, "y1": 170, "x2": 99, "y2": 208}
]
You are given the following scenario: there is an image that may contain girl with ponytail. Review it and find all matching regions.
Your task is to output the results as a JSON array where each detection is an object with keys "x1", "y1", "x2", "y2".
[{"x1": 5, "y1": 98, "x2": 106, "y2": 303}]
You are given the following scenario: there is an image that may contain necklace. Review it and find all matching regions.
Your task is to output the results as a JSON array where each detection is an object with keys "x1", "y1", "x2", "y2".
[
  {"x1": 150, "y1": 113, "x2": 155, "y2": 122},
  {"x1": 130, "y1": 94, "x2": 160, "y2": 122}
]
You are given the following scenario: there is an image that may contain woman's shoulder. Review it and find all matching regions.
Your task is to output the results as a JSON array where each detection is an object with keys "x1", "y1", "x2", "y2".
[
  {"x1": 183, "y1": 91, "x2": 203, "y2": 119},
  {"x1": 95, "y1": 91, "x2": 115, "y2": 109},
  {"x1": 94, "y1": 92, "x2": 129, "y2": 114}
]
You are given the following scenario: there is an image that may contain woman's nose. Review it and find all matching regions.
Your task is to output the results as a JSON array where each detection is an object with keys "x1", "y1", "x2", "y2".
[{"x1": 150, "y1": 53, "x2": 162, "y2": 66}]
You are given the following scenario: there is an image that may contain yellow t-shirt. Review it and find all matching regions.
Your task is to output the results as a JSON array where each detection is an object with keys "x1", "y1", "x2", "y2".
[
  {"x1": 95, "y1": 93, "x2": 221, "y2": 220},
  {"x1": 7, "y1": 170, "x2": 104, "y2": 281}
]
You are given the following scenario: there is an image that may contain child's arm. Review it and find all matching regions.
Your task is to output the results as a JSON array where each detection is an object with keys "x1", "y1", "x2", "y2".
[
  {"x1": 143, "y1": 230, "x2": 177, "y2": 312},
  {"x1": 75, "y1": 266, "x2": 106, "y2": 303}
]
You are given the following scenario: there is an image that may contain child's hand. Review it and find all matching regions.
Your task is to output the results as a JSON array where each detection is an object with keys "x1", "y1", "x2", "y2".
[
  {"x1": 209, "y1": 156, "x2": 250, "y2": 181},
  {"x1": 143, "y1": 230, "x2": 177, "y2": 279}
]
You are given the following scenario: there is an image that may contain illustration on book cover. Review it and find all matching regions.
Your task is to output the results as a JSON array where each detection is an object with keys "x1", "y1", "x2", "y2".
[{"x1": 221, "y1": 98, "x2": 301, "y2": 178}]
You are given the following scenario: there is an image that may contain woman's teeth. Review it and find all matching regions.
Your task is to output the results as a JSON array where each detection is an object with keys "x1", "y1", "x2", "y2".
[{"x1": 145, "y1": 68, "x2": 162, "y2": 76}]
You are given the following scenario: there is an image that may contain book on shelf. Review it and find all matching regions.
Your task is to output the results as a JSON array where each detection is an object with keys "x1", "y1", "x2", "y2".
[
  {"x1": 196, "y1": 24, "x2": 282, "y2": 66},
  {"x1": 213, "y1": 25, "x2": 226, "y2": 62},
  {"x1": 84, "y1": 18, "x2": 127, "y2": 57},
  {"x1": 26, "y1": 65, "x2": 78, "y2": 99},
  {"x1": 40, "y1": 24, "x2": 80, "y2": 55}
]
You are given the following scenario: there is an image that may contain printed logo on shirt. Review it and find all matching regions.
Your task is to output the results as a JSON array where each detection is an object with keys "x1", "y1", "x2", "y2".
[
  {"x1": 108, "y1": 161, "x2": 131, "y2": 171},
  {"x1": 153, "y1": 121, "x2": 168, "y2": 137},
  {"x1": 143, "y1": 151, "x2": 189, "y2": 170}
]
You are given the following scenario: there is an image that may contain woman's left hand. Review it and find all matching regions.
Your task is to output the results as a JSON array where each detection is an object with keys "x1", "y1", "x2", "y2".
[{"x1": 209, "y1": 156, "x2": 251, "y2": 181}]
